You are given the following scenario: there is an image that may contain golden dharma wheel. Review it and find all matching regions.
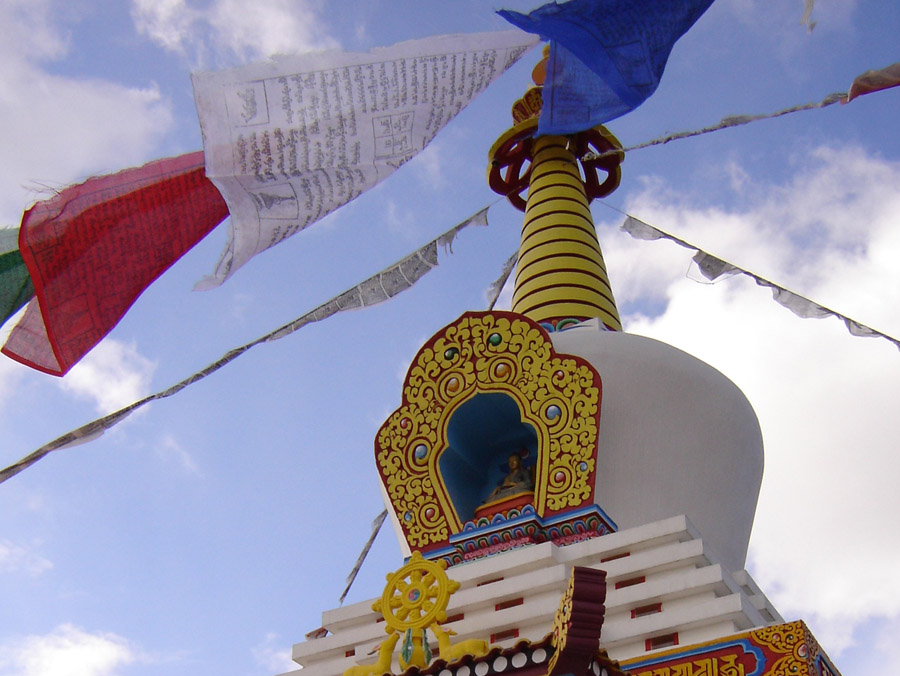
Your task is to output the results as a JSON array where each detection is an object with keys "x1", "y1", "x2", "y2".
[{"x1": 373, "y1": 552, "x2": 460, "y2": 632}]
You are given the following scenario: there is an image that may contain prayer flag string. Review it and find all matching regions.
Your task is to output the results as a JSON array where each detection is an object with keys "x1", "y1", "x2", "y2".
[
  {"x1": 583, "y1": 91, "x2": 847, "y2": 163},
  {"x1": 339, "y1": 510, "x2": 389, "y2": 605},
  {"x1": 617, "y1": 215, "x2": 900, "y2": 351}
]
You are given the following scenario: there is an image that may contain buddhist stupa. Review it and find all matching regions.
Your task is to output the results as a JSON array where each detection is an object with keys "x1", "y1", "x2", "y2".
[{"x1": 278, "y1": 48, "x2": 844, "y2": 676}]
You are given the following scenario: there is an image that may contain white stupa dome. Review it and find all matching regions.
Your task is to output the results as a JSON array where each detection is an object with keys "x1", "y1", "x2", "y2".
[{"x1": 549, "y1": 319, "x2": 764, "y2": 572}]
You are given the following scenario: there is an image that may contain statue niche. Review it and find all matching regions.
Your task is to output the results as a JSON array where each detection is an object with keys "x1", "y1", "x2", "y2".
[{"x1": 439, "y1": 392, "x2": 538, "y2": 523}]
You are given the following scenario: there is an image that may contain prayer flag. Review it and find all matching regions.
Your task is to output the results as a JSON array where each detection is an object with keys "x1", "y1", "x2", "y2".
[
  {"x1": 0, "y1": 228, "x2": 33, "y2": 329},
  {"x1": 192, "y1": 30, "x2": 538, "y2": 289},
  {"x1": 691, "y1": 251, "x2": 739, "y2": 282},
  {"x1": 499, "y1": 0, "x2": 714, "y2": 135},
  {"x1": 2, "y1": 152, "x2": 229, "y2": 376},
  {"x1": 801, "y1": 0, "x2": 817, "y2": 32},
  {"x1": 843, "y1": 62, "x2": 900, "y2": 103}
]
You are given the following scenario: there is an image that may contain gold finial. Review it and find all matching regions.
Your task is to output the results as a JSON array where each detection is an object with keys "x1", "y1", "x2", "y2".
[
  {"x1": 511, "y1": 45, "x2": 548, "y2": 123},
  {"x1": 531, "y1": 44, "x2": 550, "y2": 86}
]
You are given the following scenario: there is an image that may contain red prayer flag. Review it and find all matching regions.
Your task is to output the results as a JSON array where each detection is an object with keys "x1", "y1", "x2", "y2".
[
  {"x1": 843, "y1": 62, "x2": 900, "y2": 103},
  {"x1": 2, "y1": 152, "x2": 228, "y2": 376}
]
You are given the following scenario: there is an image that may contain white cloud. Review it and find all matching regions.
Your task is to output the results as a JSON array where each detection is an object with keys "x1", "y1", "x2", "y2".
[
  {"x1": 0, "y1": 624, "x2": 136, "y2": 676},
  {"x1": 606, "y1": 145, "x2": 900, "y2": 655},
  {"x1": 59, "y1": 339, "x2": 156, "y2": 415},
  {"x1": 252, "y1": 633, "x2": 296, "y2": 674},
  {"x1": 129, "y1": 0, "x2": 195, "y2": 55},
  {"x1": 131, "y1": 0, "x2": 338, "y2": 66},
  {"x1": 0, "y1": 0, "x2": 174, "y2": 227},
  {"x1": 0, "y1": 0, "x2": 67, "y2": 64},
  {"x1": 0, "y1": 539, "x2": 52, "y2": 576},
  {"x1": 851, "y1": 614, "x2": 900, "y2": 676},
  {"x1": 155, "y1": 434, "x2": 201, "y2": 477},
  {"x1": 210, "y1": 0, "x2": 338, "y2": 61}
]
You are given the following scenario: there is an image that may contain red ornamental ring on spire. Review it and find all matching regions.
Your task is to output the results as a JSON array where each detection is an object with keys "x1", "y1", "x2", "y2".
[
  {"x1": 574, "y1": 126, "x2": 625, "y2": 201},
  {"x1": 487, "y1": 120, "x2": 537, "y2": 212},
  {"x1": 487, "y1": 120, "x2": 624, "y2": 212}
]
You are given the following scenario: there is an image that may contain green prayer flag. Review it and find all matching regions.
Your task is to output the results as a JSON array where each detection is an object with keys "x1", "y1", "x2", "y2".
[{"x1": 0, "y1": 228, "x2": 34, "y2": 328}]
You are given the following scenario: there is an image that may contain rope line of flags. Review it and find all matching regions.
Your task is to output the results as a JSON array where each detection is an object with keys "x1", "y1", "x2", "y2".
[{"x1": 616, "y1": 214, "x2": 900, "y2": 351}]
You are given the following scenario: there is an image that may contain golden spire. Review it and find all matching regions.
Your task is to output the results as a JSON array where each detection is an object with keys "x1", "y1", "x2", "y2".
[{"x1": 487, "y1": 47, "x2": 624, "y2": 330}]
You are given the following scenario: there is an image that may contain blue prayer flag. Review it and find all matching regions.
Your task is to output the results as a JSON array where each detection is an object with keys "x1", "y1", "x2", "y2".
[{"x1": 499, "y1": 0, "x2": 714, "y2": 135}]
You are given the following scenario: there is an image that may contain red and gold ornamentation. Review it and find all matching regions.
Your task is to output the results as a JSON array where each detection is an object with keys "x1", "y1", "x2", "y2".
[
  {"x1": 545, "y1": 567, "x2": 607, "y2": 676},
  {"x1": 622, "y1": 620, "x2": 842, "y2": 676},
  {"x1": 375, "y1": 311, "x2": 602, "y2": 552}
]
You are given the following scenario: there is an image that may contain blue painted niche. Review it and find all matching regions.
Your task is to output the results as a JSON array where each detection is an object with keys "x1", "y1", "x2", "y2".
[{"x1": 440, "y1": 392, "x2": 538, "y2": 522}]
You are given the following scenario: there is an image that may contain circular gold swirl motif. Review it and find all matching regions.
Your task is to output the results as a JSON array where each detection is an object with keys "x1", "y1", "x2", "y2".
[{"x1": 375, "y1": 311, "x2": 602, "y2": 549}]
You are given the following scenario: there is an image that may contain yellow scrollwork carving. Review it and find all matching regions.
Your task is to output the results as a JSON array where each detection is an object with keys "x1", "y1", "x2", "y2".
[
  {"x1": 375, "y1": 312, "x2": 602, "y2": 548},
  {"x1": 548, "y1": 570, "x2": 575, "y2": 672},
  {"x1": 752, "y1": 622, "x2": 809, "y2": 676},
  {"x1": 753, "y1": 621, "x2": 803, "y2": 655}
]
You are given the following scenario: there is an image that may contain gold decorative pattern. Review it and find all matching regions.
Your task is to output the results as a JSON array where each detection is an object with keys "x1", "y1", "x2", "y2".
[
  {"x1": 753, "y1": 621, "x2": 810, "y2": 676},
  {"x1": 375, "y1": 311, "x2": 602, "y2": 550},
  {"x1": 719, "y1": 655, "x2": 747, "y2": 676},
  {"x1": 621, "y1": 621, "x2": 836, "y2": 676},
  {"x1": 543, "y1": 567, "x2": 607, "y2": 676},
  {"x1": 548, "y1": 570, "x2": 576, "y2": 672},
  {"x1": 512, "y1": 87, "x2": 543, "y2": 123},
  {"x1": 374, "y1": 552, "x2": 459, "y2": 633}
]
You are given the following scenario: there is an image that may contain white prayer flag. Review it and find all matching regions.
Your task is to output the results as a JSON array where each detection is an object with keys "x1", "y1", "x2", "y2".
[
  {"x1": 621, "y1": 215, "x2": 666, "y2": 241},
  {"x1": 192, "y1": 30, "x2": 538, "y2": 289},
  {"x1": 691, "y1": 251, "x2": 739, "y2": 281}
]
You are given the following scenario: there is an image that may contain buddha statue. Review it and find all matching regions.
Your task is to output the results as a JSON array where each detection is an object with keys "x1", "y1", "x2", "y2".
[{"x1": 483, "y1": 452, "x2": 535, "y2": 504}]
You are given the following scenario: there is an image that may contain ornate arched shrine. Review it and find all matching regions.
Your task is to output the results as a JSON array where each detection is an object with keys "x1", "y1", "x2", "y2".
[{"x1": 375, "y1": 311, "x2": 616, "y2": 564}]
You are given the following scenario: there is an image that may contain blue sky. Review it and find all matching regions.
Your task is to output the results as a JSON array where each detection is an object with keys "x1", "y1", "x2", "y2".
[{"x1": 1, "y1": 1, "x2": 899, "y2": 675}]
